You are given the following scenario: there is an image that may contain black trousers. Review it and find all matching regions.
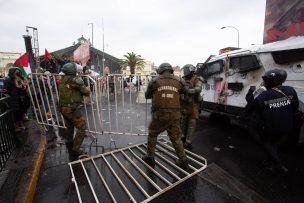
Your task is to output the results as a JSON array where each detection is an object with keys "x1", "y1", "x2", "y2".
[{"x1": 260, "y1": 132, "x2": 286, "y2": 166}]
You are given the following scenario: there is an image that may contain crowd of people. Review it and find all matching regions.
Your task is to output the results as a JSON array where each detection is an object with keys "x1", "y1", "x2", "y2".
[{"x1": 0, "y1": 61, "x2": 92, "y2": 149}]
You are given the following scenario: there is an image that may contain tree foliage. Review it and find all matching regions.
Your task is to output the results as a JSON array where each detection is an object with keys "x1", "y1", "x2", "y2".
[{"x1": 120, "y1": 52, "x2": 145, "y2": 75}]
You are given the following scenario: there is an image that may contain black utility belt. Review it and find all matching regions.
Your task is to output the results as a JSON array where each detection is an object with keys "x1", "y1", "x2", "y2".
[
  {"x1": 61, "y1": 103, "x2": 83, "y2": 108},
  {"x1": 152, "y1": 107, "x2": 180, "y2": 112}
]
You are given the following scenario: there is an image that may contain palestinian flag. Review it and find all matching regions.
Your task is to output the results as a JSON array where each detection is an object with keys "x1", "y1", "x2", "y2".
[{"x1": 14, "y1": 52, "x2": 31, "y2": 78}]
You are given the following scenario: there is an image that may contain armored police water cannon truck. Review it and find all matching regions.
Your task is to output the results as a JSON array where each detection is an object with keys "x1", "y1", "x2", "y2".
[{"x1": 197, "y1": 36, "x2": 304, "y2": 144}]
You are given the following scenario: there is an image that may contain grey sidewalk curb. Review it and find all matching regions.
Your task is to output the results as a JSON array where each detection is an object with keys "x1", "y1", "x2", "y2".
[{"x1": 15, "y1": 123, "x2": 47, "y2": 203}]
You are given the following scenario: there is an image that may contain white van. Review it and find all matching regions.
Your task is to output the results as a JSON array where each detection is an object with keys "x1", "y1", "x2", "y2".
[{"x1": 198, "y1": 36, "x2": 304, "y2": 143}]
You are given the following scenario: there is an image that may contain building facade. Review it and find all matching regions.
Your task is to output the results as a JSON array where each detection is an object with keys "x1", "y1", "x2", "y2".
[
  {"x1": 173, "y1": 66, "x2": 182, "y2": 77},
  {"x1": 42, "y1": 36, "x2": 121, "y2": 75},
  {"x1": 122, "y1": 61, "x2": 157, "y2": 76},
  {"x1": 122, "y1": 62, "x2": 182, "y2": 77},
  {"x1": 0, "y1": 52, "x2": 21, "y2": 76}
]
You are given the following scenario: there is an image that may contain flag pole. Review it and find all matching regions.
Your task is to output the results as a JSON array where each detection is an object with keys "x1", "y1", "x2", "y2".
[{"x1": 102, "y1": 17, "x2": 105, "y2": 76}]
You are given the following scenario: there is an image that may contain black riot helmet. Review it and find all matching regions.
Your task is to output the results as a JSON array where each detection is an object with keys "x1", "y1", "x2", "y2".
[
  {"x1": 262, "y1": 69, "x2": 287, "y2": 88},
  {"x1": 63, "y1": 63, "x2": 77, "y2": 75},
  {"x1": 182, "y1": 64, "x2": 196, "y2": 78},
  {"x1": 157, "y1": 63, "x2": 173, "y2": 74}
]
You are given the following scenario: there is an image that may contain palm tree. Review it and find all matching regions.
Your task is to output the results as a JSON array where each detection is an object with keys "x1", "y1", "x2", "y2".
[{"x1": 120, "y1": 52, "x2": 145, "y2": 75}]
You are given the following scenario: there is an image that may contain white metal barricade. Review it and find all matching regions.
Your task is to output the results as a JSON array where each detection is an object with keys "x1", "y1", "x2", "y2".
[
  {"x1": 96, "y1": 74, "x2": 152, "y2": 136},
  {"x1": 68, "y1": 138, "x2": 207, "y2": 203},
  {"x1": 27, "y1": 73, "x2": 153, "y2": 141},
  {"x1": 27, "y1": 73, "x2": 65, "y2": 128}
]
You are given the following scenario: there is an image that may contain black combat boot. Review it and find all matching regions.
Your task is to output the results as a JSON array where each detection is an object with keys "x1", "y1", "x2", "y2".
[
  {"x1": 181, "y1": 136, "x2": 186, "y2": 143},
  {"x1": 183, "y1": 142, "x2": 192, "y2": 150},
  {"x1": 176, "y1": 159, "x2": 190, "y2": 171},
  {"x1": 66, "y1": 142, "x2": 73, "y2": 150},
  {"x1": 142, "y1": 155, "x2": 156, "y2": 167},
  {"x1": 73, "y1": 149, "x2": 87, "y2": 157},
  {"x1": 69, "y1": 148, "x2": 88, "y2": 161}
]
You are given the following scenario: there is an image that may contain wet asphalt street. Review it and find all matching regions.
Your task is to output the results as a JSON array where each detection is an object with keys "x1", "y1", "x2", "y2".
[
  {"x1": 34, "y1": 116, "x2": 304, "y2": 202},
  {"x1": 193, "y1": 114, "x2": 304, "y2": 202},
  {"x1": 33, "y1": 90, "x2": 304, "y2": 202}
]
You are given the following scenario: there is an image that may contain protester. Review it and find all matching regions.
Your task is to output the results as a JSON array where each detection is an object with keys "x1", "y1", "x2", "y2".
[{"x1": 5, "y1": 68, "x2": 29, "y2": 132}]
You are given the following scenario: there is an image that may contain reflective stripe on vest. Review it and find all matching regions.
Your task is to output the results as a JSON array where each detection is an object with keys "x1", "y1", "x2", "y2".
[{"x1": 152, "y1": 76, "x2": 181, "y2": 110}]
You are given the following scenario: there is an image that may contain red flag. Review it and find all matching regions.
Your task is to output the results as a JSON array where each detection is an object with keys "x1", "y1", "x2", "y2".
[
  {"x1": 44, "y1": 49, "x2": 49, "y2": 61},
  {"x1": 14, "y1": 52, "x2": 31, "y2": 77},
  {"x1": 15, "y1": 52, "x2": 29, "y2": 67},
  {"x1": 73, "y1": 39, "x2": 90, "y2": 66}
]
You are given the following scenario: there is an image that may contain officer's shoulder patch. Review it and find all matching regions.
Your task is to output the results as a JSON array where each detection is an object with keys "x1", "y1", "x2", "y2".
[
  {"x1": 196, "y1": 76, "x2": 205, "y2": 82},
  {"x1": 73, "y1": 77, "x2": 84, "y2": 85},
  {"x1": 170, "y1": 75, "x2": 181, "y2": 81},
  {"x1": 172, "y1": 75, "x2": 186, "y2": 85},
  {"x1": 151, "y1": 77, "x2": 158, "y2": 83}
]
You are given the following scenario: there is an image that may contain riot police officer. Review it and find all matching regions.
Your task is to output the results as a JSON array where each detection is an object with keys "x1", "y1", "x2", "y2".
[
  {"x1": 59, "y1": 63, "x2": 90, "y2": 160},
  {"x1": 248, "y1": 69, "x2": 299, "y2": 172},
  {"x1": 181, "y1": 64, "x2": 203, "y2": 148},
  {"x1": 142, "y1": 62, "x2": 189, "y2": 170}
]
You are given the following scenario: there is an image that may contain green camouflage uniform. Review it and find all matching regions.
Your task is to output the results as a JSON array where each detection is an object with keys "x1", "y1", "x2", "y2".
[
  {"x1": 181, "y1": 75, "x2": 203, "y2": 144},
  {"x1": 145, "y1": 71, "x2": 188, "y2": 162},
  {"x1": 59, "y1": 75, "x2": 90, "y2": 153}
]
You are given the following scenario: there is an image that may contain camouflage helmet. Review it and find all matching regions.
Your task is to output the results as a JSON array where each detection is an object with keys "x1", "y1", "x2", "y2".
[
  {"x1": 157, "y1": 63, "x2": 173, "y2": 74},
  {"x1": 183, "y1": 64, "x2": 196, "y2": 77},
  {"x1": 262, "y1": 69, "x2": 287, "y2": 86},
  {"x1": 62, "y1": 63, "x2": 77, "y2": 75}
]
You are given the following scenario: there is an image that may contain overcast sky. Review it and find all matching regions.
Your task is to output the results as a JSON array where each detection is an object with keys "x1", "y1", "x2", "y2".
[{"x1": 0, "y1": 0, "x2": 266, "y2": 67}]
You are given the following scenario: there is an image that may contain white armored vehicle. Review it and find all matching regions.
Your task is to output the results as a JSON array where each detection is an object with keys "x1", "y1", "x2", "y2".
[{"x1": 198, "y1": 36, "x2": 304, "y2": 143}]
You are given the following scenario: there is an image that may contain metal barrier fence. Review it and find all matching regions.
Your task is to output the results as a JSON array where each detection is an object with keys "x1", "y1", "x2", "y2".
[
  {"x1": 27, "y1": 73, "x2": 153, "y2": 141},
  {"x1": 94, "y1": 74, "x2": 151, "y2": 136},
  {"x1": 27, "y1": 73, "x2": 66, "y2": 129},
  {"x1": 69, "y1": 138, "x2": 207, "y2": 203},
  {"x1": 0, "y1": 96, "x2": 17, "y2": 171}
]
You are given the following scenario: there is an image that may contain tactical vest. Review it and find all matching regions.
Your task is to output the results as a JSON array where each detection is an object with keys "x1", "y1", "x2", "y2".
[
  {"x1": 256, "y1": 85, "x2": 298, "y2": 135},
  {"x1": 184, "y1": 75, "x2": 199, "y2": 103},
  {"x1": 59, "y1": 76, "x2": 83, "y2": 107},
  {"x1": 152, "y1": 75, "x2": 182, "y2": 111}
]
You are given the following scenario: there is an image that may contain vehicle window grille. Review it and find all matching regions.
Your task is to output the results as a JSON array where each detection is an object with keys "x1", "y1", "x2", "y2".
[
  {"x1": 230, "y1": 55, "x2": 260, "y2": 73},
  {"x1": 272, "y1": 48, "x2": 304, "y2": 64}
]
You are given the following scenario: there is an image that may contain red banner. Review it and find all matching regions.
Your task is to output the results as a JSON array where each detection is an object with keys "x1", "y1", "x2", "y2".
[
  {"x1": 263, "y1": 0, "x2": 304, "y2": 44},
  {"x1": 44, "y1": 49, "x2": 49, "y2": 61},
  {"x1": 73, "y1": 39, "x2": 90, "y2": 66}
]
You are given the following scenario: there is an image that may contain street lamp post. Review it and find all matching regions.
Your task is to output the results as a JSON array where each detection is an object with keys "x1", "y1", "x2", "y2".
[
  {"x1": 221, "y1": 26, "x2": 239, "y2": 48},
  {"x1": 88, "y1": 23, "x2": 94, "y2": 47},
  {"x1": 102, "y1": 18, "x2": 105, "y2": 75}
]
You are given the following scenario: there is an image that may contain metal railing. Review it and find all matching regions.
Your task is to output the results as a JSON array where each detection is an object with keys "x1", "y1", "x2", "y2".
[
  {"x1": 27, "y1": 73, "x2": 153, "y2": 137},
  {"x1": 68, "y1": 138, "x2": 207, "y2": 203},
  {"x1": 0, "y1": 96, "x2": 17, "y2": 171}
]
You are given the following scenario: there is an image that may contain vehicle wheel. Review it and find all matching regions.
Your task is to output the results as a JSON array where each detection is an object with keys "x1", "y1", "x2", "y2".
[{"x1": 209, "y1": 113, "x2": 230, "y2": 125}]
